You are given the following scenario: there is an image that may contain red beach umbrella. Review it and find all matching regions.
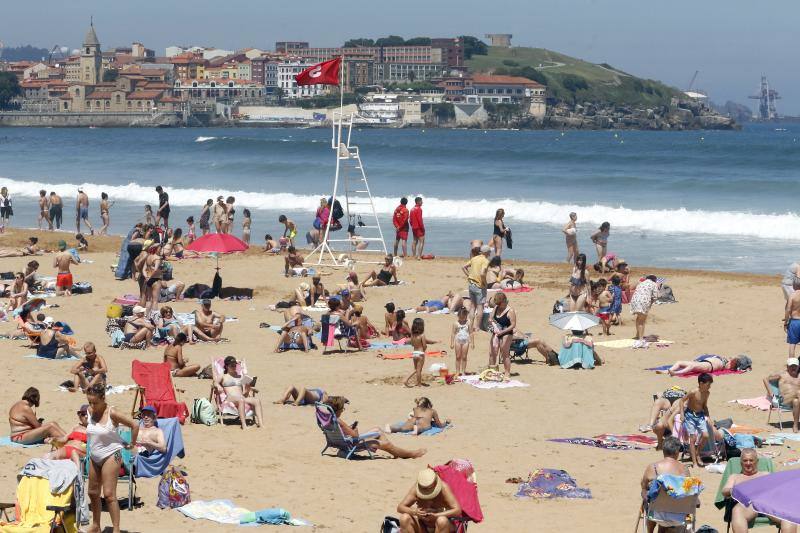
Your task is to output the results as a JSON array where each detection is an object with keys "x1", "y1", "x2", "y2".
[{"x1": 185, "y1": 233, "x2": 248, "y2": 270}]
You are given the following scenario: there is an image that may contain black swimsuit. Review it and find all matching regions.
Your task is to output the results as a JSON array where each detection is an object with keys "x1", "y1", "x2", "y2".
[{"x1": 492, "y1": 307, "x2": 512, "y2": 337}]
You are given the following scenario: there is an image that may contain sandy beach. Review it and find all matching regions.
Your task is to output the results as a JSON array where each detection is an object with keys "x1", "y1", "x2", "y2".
[{"x1": 0, "y1": 228, "x2": 795, "y2": 532}]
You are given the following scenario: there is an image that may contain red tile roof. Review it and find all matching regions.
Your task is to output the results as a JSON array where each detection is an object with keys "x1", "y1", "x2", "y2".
[
  {"x1": 470, "y1": 74, "x2": 544, "y2": 88},
  {"x1": 126, "y1": 90, "x2": 164, "y2": 100}
]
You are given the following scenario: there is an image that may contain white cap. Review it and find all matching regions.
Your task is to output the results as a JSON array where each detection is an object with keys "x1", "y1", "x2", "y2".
[
  {"x1": 132, "y1": 305, "x2": 146, "y2": 314},
  {"x1": 788, "y1": 357, "x2": 799, "y2": 367},
  {"x1": 480, "y1": 244, "x2": 491, "y2": 254}
]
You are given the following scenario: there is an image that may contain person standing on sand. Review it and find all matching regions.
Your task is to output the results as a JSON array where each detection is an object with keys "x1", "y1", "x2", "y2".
[
  {"x1": 75, "y1": 188, "x2": 94, "y2": 235},
  {"x1": 491, "y1": 208, "x2": 508, "y2": 257},
  {"x1": 38, "y1": 190, "x2": 51, "y2": 230},
  {"x1": 463, "y1": 245, "x2": 490, "y2": 333},
  {"x1": 199, "y1": 199, "x2": 212, "y2": 236},
  {"x1": 393, "y1": 197, "x2": 410, "y2": 257},
  {"x1": 212, "y1": 196, "x2": 227, "y2": 233},
  {"x1": 590, "y1": 221, "x2": 610, "y2": 262},
  {"x1": 630, "y1": 275, "x2": 659, "y2": 339},
  {"x1": 563, "y1": 212, "x2": 578, "y2": 263},
  {"x1": 410, "y1": 196, "x2": 425, "y2": 260},
  {"x1": 49, "y1": 192, "x2": 63, "y2": 230},
  {"x1": 155, "y1": 186, "x2": 170, "y2": 229},
  {"x1": 682, "y1": 373, "x2": 713, "y2": 469},
  {"x1": 0, "y1": 186, "x2": 12, "y2": 230},
  {"x1": 784, "y1": 278, "x2": 800, "y2": 357},
  {"x1": 783, "y1": 262, "x2": 800, "y2": 300},
  {"x1": 99, "y1": 192, "x2": 112, "y2": 235},
  {"x1": 54, "y1": 240, "x2": 78, "y2": 296}
]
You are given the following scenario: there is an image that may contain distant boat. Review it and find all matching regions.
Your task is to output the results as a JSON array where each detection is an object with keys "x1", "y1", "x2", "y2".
[{"x1": 775, "y1": 128, "x2": 788, "y2": 132}]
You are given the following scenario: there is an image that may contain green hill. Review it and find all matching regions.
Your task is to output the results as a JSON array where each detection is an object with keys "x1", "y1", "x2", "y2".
[{"x1": 466, "y1": 46, "x2": 682, "y2": 107}]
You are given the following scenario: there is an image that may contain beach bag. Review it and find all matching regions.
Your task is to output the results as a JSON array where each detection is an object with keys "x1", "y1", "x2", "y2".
[
  {"x1": 71, "y1": 282, "x2": 92, "y2": 294},
  {"x1": 313, "y1": 217, "x2": 322, "y2": 230},
  {"x1": 380, "y1": 516, "x2": 400, "y2": 533},
  {"x1": 552, "y1": 298, "x2": 568, "y2": 314},
  {"x1": 197, "y1": 365, "x2": 213, "y2": 380},
  {"x1": 191, "y1": 398, "x2": 216, "y2": 425},
  {"x1": 662, "y1": 387, "x2": 686, "y2": 404},
  {"x1": 656, "y1": 285, "x2": 676, "y2": 303},
  {"x1": 106, "y1": 304, "x2": 123, "y2": 319},
  {"x1": 162, "y1": 261, "x2": 173, "y2": 281},
  {"x1": 156, "y1": 466, "x2": 190, "y2": 509}
]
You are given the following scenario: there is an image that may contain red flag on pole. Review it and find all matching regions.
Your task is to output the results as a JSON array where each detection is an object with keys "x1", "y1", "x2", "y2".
[{"x1": 294, "y1": 58, "x2": 341, "y2": 86}]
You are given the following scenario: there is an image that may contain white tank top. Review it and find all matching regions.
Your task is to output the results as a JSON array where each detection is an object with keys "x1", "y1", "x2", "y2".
[{"x1": 87, "y1": 406, "x2": 124, "y2": 463}]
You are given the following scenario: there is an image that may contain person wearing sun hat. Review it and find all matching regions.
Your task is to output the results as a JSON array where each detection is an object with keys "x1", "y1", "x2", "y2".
[
  {"x1": 396, "y1": 468, "x2": 462, "y2": 532},
  {"x1": 764, "y1": 357, "x2": 800, "y2": 432},
  {"x1": 122, "y1": 305, "x2": 155, "y2": 347}
]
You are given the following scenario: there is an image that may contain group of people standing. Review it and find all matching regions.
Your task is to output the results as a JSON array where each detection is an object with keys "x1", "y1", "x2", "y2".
[{"x1": 392, "y1": 197, "x2": 426, "y2": 259}]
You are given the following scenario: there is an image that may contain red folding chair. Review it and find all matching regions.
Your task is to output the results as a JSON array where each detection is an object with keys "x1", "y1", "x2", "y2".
[{"x1": 131, "y1": 360, "x2": 189, "y2": 424}]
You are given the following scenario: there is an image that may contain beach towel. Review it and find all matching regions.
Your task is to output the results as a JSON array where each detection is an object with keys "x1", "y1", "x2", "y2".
[
  {"x1": 178, "y1": 499, "x2": 249, "y2": 524},
  {"x1": 770, "y1": 432, "x2": 800, "y2": 442},
  {"x1": 134, "y1": 418, "x2": 185, "y2": 478},
  {"x1": 24, "y1": 353, "x2": 79, "y2": 361},
  {"x1": 646, "y1": 474, "x2": 703, "y2": 503},
  {"x1": 377, "y1": 350, "x2": 445, "y2": 360},
  {"x1": 502, "y1": 286, "x2": 533, "y2": 293},
  {"x1": 113, "y1": 295, "x2": 140, "y2": 306},
  {"x1": 397, "y1": 423, "x2": 452, "y2": 436},
  {"x1": 433, "y1": 463, "x2": 483, "y2": 523},
  {"x1": 728, "y1": 424, "x2": 768, "y2": 435},
  {"x1": 646, "y1": 365, "x2": 745, "y2": 378},
  {"x1": 596, "y1": 338, "x2": 674, "y2": 348},
  {"x1": 459, "y1": 375, "x2": 528, "y2": 389},
  {"x1": 593, "y1": 434, "x2": 658, "y2": 447},
  {"x1": 729, "y1": 397, "x2": 772, "y2": 411},
  {"x1": 0, "y1": 436, "x2": 43, "y2": 448},
  {"x1": 240, "y1": 508, "x2": 312, "y2": 526},
  {"x1": 548, "y1": 437, "x2": 648, "y2": 451},
  {"x1": 515, "y1": 469, "x2": 592, "y2": 499}
]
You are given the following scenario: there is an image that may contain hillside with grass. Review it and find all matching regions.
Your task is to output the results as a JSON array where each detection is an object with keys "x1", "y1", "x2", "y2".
[{"x1": 466, "y1": 46, "x2": 683, "y2": 107}]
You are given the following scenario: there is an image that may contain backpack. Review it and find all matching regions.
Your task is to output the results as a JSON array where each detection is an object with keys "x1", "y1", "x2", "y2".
[
  {"x1": 380, "y1": 516, "x2": 400, "y2": 533},
  {"x1": 330, "y1": 199, "x2": 344, "y2": 221},
  {"x1": 162, "y1": 261, "x2": 173, "y2": 281},
  {"x1": 191, "y1": 398, "x2": 216, "y2": 425},
  {"x1": 656, "y1": 285, "x2": 676, "y2": 303},
  {"x1": 156, "y1": 466, "x2": 190, "y2": 509},
  {"x1": 552, "y1": 298, "x2": 568, "y2": 314}
]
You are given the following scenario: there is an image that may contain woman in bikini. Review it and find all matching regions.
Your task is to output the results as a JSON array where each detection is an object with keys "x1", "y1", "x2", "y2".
[
  {"x1": 569, "y1": 253, "x2": 590, "y2": 312},
  {"x1": 563, "y1": 212, "x2": 579, "y2": 264},
  {"x1": 163, "y1": 333, "x2": 200, "y2": 377},
  {"x1": 241, "y1": 209, "x2": 252, "y2": 244},
  {"x1": 386, "y1": 397, "x2": 449, "y2": 435},
  {"x1": 485, "y1": 256, "x2": 503, "y2": 289},
  {"x1": 143, "y1": 244, "x2": 163, "y2": 316},
  {"x1": 274, "y1": 385, "x2": 327, "y2": 406},
  {"x1": 489, "y1": 292, "x2": 516, "y2": 381},
  {"x1": 491, "y1": 208, "x2": 508, "y2": 257},
  {"x1": 657, "y1": 355, "x2": 750, "y2": 376},
  {"x1": 214, "y1": 356, "x2": 263, "y2": 429},
  {"x1": 590, "y1": 221, "x2": 611, "y2": 263},
  {"x1": 99, "y1": 192, "x2": 112, "y2": 235},
  {"x1": 8, "y1": 387, "x2": 66, "y2": 445},
  {"x1": 391, "y1": 309, "x2": 412, "y2": 342},
  {"x1": 85, "y1": 383, "x2": 138, "y2": 533},
  {"x1": 45, "y1": 404, "x2": 89, "y2": 466},
  {"x1": 363, "y1": 255, "x2": 398, "y2": 287},
  {"x1": 275, "y1": 318, "x2": 312, "y2": 353},
  {"x1": 199, "y1": 199, "x2": 212, "y2": 236},
  {"x1": 8, "y1": 271, "x2": 28, "y2": 311}
]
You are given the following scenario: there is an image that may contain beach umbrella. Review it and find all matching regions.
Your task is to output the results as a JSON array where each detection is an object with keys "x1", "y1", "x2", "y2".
[
  {"x1": 185, "y1": 233, "x2": 248, "y2": 270},
  {"x1": 732, "y1": 469, "x2": 800, "y2": 525},
  {"x1": 548, "y1": 312, "x2": 599, "y2": 331},
  {"x1": 16, "y1": 297, "x2": 47, "y2": 320}
]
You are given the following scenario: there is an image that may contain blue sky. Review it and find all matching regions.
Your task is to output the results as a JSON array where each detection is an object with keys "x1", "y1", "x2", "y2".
[{"x1": 3, "y1": 0, "x2": 798, "y2": 113}]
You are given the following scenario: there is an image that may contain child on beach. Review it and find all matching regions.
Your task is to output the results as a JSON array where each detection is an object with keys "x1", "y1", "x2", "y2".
[
  {"x1": 594, "y1": 278, "x2": 612, "y2": 335},
  {"x1": 264, "y1": 234, "x2": 280, "y2": 253},
  {"x1": 385, "y1": 397, "x2": 449, "y2": 435},
  {"x1": 609, "y1": 275, "x2": 623, "y2": 325},
  {"x1": 682, "y1": 373, "x2": 713, "y2": 468},
  {"x1": 186, "y1": 216, "x2": 196, "y2": 244},
  {"x1": 143, "y1": 204, "x2": 155, "y2": 226},
  {"x1": 450, "y1": 307, "x2": 474, "y2": 376},
  {"x1": 242, "y1": 209, "x2": 252, "y2": 244},
  {"x1": 279, "y1": 214, "x2": 297, "y2": 247},
  {"x1": 383, "y1": 302, "x2": 396, "y2": 335},
  {"x1": 404, "y1": 318, "x2": 436, "y2": 388},
  {"x1": 392, "y1": 309, "x2": 411, "y2": 342}
]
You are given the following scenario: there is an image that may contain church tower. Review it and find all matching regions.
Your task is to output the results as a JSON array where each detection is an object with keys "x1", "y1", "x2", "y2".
[{"x1": 80, "y1": 20, "x2": 102, "y2": 84}]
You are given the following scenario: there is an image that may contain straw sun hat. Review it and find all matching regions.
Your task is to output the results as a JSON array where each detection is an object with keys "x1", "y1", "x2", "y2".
[{"x1": 415, "y1": 469, "x2": 442, "y2": 500}]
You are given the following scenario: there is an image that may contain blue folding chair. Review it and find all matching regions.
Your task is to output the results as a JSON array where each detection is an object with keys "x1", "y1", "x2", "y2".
[
  {"x1": 767, "y1": 379, "x2": 793, "y2": 429},
  {"x1": 314, "y1": 403, "x2": 375, "y2": 460}
]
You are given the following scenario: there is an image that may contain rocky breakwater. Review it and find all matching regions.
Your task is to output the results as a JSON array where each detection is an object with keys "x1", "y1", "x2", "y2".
[{"x1": 544, "y1": 98, "x2": 738, "y2": 130}]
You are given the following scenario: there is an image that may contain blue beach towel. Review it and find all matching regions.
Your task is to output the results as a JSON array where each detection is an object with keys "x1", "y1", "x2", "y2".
[
  {"x1": 134, "y1": 417, "x2": 185, "y2": 478},
  {"x1": 24, "y1": 354, "x2": 79, "y2": 361},
  {"x1": 396, "y1": 422, "x2": 451, "y2": 436},
  {"x1": 558, "y1": 343, "x2": 596, "y2": 369},
  {"x1": 0, "y1": 436, "x2": 43, "y2": 448}
]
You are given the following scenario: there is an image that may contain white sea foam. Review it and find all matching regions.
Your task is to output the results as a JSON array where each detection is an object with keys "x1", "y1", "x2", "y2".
[
  {"x1": 0, "y1": 177, "x2": 798, "y2": 241},
  {"x1": 194, "y1": 136, "x2": 217, "y2": 143}
]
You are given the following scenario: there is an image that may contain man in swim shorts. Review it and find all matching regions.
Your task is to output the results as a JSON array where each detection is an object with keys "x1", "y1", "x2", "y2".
[
  {"x1": 785, "y1": 278, "x2": 800, "y2": 357},
  {"x1": 53, "y1": 240, "x2": 77, "y2": 296},
  {"x1": 393, "y1": 197, "x2": 410, "y2": 258},
  {"x1": 75, "y1": 188, "x2": 93, "y2": 235},
  {"x1": 409, "y1": 197, "x2": 425, "y2": 260}
]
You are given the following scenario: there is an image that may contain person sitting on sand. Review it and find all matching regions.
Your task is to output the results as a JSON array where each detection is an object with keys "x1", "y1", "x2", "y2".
[
  {"x1": 392, "y1": 309, "x2": 412, "y2": 342},
  {"x1": 638, "y1": 387, "x2": 686, "y2": 436},
  {"x1": 559, "y1": 329, "x2": 603, "y2": 369},
  {"x1": 386, "y1": 397, "x2": 449, "y2": 435},
  {"x1": 383, "y1": 302, "x2": 397, "y2": 334},
  {"x1": 351, "y1": 304, "x2": 377, "y2": 344},
  {"x1": 325, "y1": 396, "x2": 426, "y2": 459},
  {"x1": 214, "y1": 356, "x2": 263, "y2": 429},
  {"x1": 656, "y1": 354, "x2": 752, "y2": 376},
  {"x1": 284, "y1": 246, "x2": 306, "y2": 277},
  {"x1": 8, "y1": 271, "x2": 28, "y2": 311},
  {"x1": 135, "y1": 406, "x2": 166, "y2": 456},
  {"x1": 263, "y1": 234, "x2": 280, "y2": 254},
  {"x1": 640, "y1": 437, "x2": 689, "y2": 533},
  {"x1": 192, "y1": 299, "x2": 226, "y2": 342},
  {"x1": 161, "y1": 228, "x2": 185, "y2": 258},
  {"x1": 344, "y1": 271, "x2": 366, "y2": 302},
  {"x1": 294, "y1": 277, "x2": 324, "y2": 307},
  {"x1": 8, "y1": 387, "x2": 66, "y2": 445},
  {"x1": 123, "y1": 306, "x2": 155, "y2": 348},
  {"x1": 683, "y1": 373, "x2": 713, "y2": 468},
  {"x1": 276, "y1": 318, "x2": 312, "y2": 353},
  {"x1": 37, "y1": 326, "x2": 78, "y2": 359},
  {"x1": 764, "y1": 357, "x2": 800, "y2": 433},
  {"x1": 164, "y1": 333, "x2": 200, "y2": 377},
  {"x1": 274, "y1": 386, "x2": 327, "y2": 406},
  {"x1": 405, "y1": 318, "x2": 437, "y2": 388},
  {"x1": 23, "y1": 260, "x2": 42, "y2": 291},
  {"x1": 500, "y1": 268, "x2": 525, "y2": 290},
  {"x1": 44, "y1": 404, "x2": 88, "y2": 466},
  {"x1": 155, "y1": 305, "x2": 189, "y2": 339},
  {"x1": 69, "y1": 342, "x2": 108, "y2": 391},
  {"x1": 397, "y1": 468, "x2": 462, "y2": 533},
  {"x1": 0, "y1": 237, "x2": 43, "y2": 258},
  {"x1": 363, "y1": 254, "x2": 399, "y2": 287},
  {"x1": 722, "y1": 448, "x2": 798, "y2": 533},
  {"x1": 485, "y1": 256, "x2": 503, "y2": 289}
]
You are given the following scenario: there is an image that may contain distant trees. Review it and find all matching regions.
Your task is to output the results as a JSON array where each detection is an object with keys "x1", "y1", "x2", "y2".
[
  {"x1": 103, "y1": 69, "x2": 119, "y2": 82},
  {"x1": 458, "y1": 36, "x2": 488, "y2": 59},
  {"x1": 561, "y1": 74, "x2": 589, "y2": 92},
  {"x1": 0, "y1": 72, "x2": 22, "y2": 110},
  {"x1": 494, "y1": 65, "x2": 548, "y2": 85},
  {"x1": 344, "y1": 38, "x2": 376, "y2": 48},
  {"x1": 0, "y1": 45, "x2": 49, "y2": 61}
]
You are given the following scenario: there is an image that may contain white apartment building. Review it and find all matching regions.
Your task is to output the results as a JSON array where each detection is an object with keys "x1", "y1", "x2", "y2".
[{"x1": 277, "y1": 61, "x2": 326, "y2": 98}]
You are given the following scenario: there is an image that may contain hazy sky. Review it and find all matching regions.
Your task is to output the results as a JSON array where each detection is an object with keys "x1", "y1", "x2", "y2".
[{"x1": 3, "y1": 0, "x2": 798, "y2": 113}]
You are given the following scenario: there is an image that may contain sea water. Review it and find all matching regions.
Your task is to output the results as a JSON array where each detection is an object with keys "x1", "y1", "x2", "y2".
[{"x1": 0, "y1": 123, "x2": 797, "y2": 273}]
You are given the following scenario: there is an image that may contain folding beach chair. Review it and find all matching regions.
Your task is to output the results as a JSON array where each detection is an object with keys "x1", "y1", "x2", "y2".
[
  {"x1": 131, "y1": 360, "x2": 189, "y2": 424},
  {"x1": 433, "y1": 462, "x2": 483, "y2": 532},
  {"x1": 209, "y1": 357, "x2": 258, "y2": 426},
  {"x1": 0, "y1": 475, "x2": 77, "y2": 532},
  {"x1": 133, "y1": 417, "x2": 185, "y2": 479},
  {"x1": 320, "y1": 314, "x2": 360, "y2": 354},
  {"x1": 674, "y1": 414, "x2": 725, "y2": 464},
  {"x1": 314, "y1": 402, "x2": 374, "y2": 460},
  {"x1": 82, "y1": 426, "x2": 137, "y2": 512},
  {"x1": 713, "y1": 456, "x2": 776, "y2": 533},
  {"x1": 766, "y1": 379, "x2": 794, "y2": 429},
  {"x1": 640, "y1": 485, "x2": 699, "y2": 533}
]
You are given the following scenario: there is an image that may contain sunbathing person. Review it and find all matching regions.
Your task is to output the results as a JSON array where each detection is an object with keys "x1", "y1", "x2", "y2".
[
  {"x1": 192, "y1": 299, "x2": 226, "y2": 341},
  {"x1": 123, "y1": 306, "x2": 155, "y2": 347},
  {"x1": 386, "y1": 397, "x2": 449, "y2": 435},
  {"x1": 640, "y1": 437, "x2": 689, "y2": 533},
  {"x1": 345, "y1": 272, "x2": 366, "y2": 301},
  {"x1": 397, "y1": 468, "x2": 462, "y2": 533},
  {"x1": 163, "y1": 333, "x2": 200, "y2": 377},
  {"x1": 276, "y1": 320, "x2": 312, "y2": 353},
  {"x1": 325, "y1": 396, "x2": 426, "y2": 459},
  {"x1": 351, "y1": 304, "x2": 378, "y2": 341},
  {"x1": 8, "y1": 387, "x2": 66, "y2": 444},
  {"x1": 274, "y1": 386, "x2": 327, "y2": 406},
  {"x1": 413, "y1": 291, "x2": 466, "y2": 313},
  {"x1": 69, "y1": 342, "x2": 108, "y2": 391},
  {"x1": 639, "y1": 387, "x2": 687, "y2": 435},
  {"x1": 363, "y1": 254, "x2": 399, "y2": 287},
  {"x1": 500, "y1": 268, "x2": 525, "y2": 289},
  {"x1": 8, "y1": 271, "x2": 28, "y2": 310},
  {"x1": 384, "y1": 302, "x2": 397, "y2": 335},
  {"x1": 0, "y1": 237, "x2": 43, "y2": 257},
  {"x1": 44, "y1": 404, "x2": 88, "y2": 466},
  {"x1": 656, "y1": 354, "x2": 752, "y2": 376},
  {"x1": 722, "y1": 448, "x2": 797, "y2": 533},
  {"x1": 294, "y1": 278, "x2": 324, "y2": 307},
  {"x1": 763, "y1": 357, "x2": 800, "y2": 432},
  {"x1": 391, "y1": 309, "x2": 412, "y2": 341},
  {"x1": 159, "y1": 279, "x2": 186, "y2": 302},
  {"x1": 37, "y1": 327, "x2": 78, "y2": 359},
  {"x1": 135, "y1": 406, "x2": 166, "y2": 455},
  {"x1": 155, "y1": 305, "x2": 190, "y2": 339},
  {"x1": 214, "y1": 356, "x2": 263, "y2": 429},
  {"x1": 284, "y1": 246, "x2": 306, "y2": 277}
]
